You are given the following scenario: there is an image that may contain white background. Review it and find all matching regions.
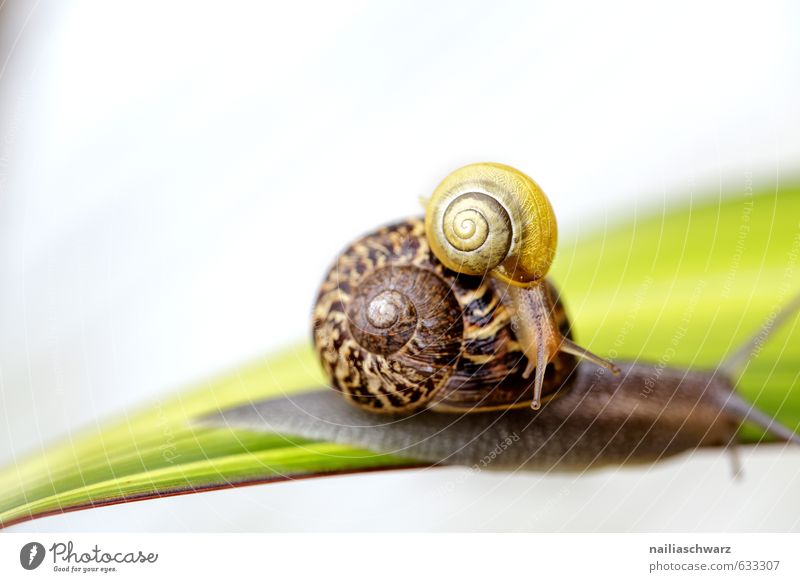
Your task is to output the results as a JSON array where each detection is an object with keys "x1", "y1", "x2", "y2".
[{"x1": 1, "y1": 0, "x2": 800, "y2": 531}]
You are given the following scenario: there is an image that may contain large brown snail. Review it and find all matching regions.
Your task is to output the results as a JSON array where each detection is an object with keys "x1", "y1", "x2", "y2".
[
  {"x1": 312, "y1": 216, "x2": 577, "y2": 413},
  {"x1": 312, "y1": 162, "x2": 616, "y2": 414}
]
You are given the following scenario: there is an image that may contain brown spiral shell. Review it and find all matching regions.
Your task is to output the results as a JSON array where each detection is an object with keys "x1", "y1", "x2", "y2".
[{"x1": 312, "y1": 218, "x2": 576, "y2": 414}]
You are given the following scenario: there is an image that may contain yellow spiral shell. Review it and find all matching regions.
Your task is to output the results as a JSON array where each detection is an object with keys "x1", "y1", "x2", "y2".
[{"x1": 424, "y1": 162, "x2": 557, "y2": 287}]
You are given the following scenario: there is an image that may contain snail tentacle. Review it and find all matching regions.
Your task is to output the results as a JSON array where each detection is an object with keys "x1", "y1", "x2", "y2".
[
  {"x1": 559, "y1": 338, "x2": 621, "y2": 374},
  {"x1": 506, "y1": 283, "x2": 620, "y2": 408}
]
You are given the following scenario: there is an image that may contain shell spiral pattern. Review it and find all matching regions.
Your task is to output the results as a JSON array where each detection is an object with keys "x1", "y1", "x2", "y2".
[
  {"x1": 440, "y1": 192, "x2": 512, "y2": 271},
  {"x1": 425, "y1": 162, "x2": 557, "y2": 286}
]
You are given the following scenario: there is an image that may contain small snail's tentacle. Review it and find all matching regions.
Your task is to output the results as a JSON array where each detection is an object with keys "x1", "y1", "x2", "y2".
[
  {"x1": 505, "y1": 274, "x2": 619, "y2": 409},
  {"x1": 559, "y1": 338, "x2": 621, "y2": 374},
  {"x1": 534, "y1": 329, "x2": 548, "y2": 410},
  {"x1": 426, "y1": 163, "x2": 619, "y2": 408},
  {"x1": 505, "y1": 284, "x2": 559, "y2": 409},
  {"x1": 509, "y1": 283, "x2": 621, "y2": 407}
]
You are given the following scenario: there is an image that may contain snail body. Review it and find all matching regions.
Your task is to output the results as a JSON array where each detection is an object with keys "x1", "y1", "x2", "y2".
[
  {"x1": 213, "y1": 363, "x2": 758, "y2": 472},
  {"x1": 312, "y1": 218, "x2": 576, "y2": 413},
  {"x1": 216, "y1": 297, "x2": 800, "y2": 471}
]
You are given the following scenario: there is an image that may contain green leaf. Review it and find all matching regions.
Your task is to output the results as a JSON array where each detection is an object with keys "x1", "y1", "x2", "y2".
[
  {"x1": 0, "y1": 346, "x2": 420, "y2": 528},
  {"x1": 2, "y1": 185, "x2": 800, "y2": 527}
]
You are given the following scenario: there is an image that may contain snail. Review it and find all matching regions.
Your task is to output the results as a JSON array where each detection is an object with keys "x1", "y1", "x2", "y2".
[
  {"x1": 311, "y1": 217, "x2": 578, "y2": 413},
  {"x1": 202, "y1": 176, "x2": 800, "y2": 471},
  {"x1": 202, "y1": 170, "x2": 800, "y2": 471},
  {"x1": 424, "y1": 162, "x2": 619, "y2": 409}
]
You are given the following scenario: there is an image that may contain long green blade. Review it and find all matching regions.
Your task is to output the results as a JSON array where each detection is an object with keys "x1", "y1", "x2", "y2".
[
  {"x1": 1, "y1": 185, "x2": 799, "y2": 527},
  {"x1": 0, "y1": 346, "x2": 420, "y2": 528}
]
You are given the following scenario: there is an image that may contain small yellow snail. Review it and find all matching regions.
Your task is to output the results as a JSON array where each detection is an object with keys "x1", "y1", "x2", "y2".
[
  {"x1": 312, "y1": 218, "x2": 577, "y2": 413},
  {"x1": 424, "y1": 162, "x2": 619, "y2": 408}
]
